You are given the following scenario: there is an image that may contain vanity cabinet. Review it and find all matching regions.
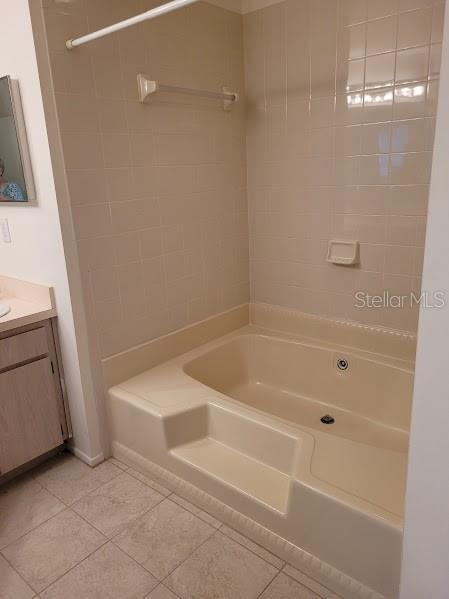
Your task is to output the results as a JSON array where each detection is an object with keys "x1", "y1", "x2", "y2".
[{"x1": 0, "y1": 319, "x2": 71, "y2": 476}]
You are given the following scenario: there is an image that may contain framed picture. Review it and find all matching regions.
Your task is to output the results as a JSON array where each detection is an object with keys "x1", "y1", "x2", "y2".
[{"x1": 0, "y1": 75, "x2": 35, "y2": 202}]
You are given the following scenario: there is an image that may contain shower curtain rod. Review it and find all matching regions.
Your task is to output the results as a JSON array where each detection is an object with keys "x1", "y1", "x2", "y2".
[{"x1": 65, "y1": 0, "x2": 200, "y2": 50}]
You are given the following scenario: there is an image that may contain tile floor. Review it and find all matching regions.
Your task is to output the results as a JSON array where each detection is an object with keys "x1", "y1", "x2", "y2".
[{"x1": 0, "y1": 452, "x2": 342, "y2": 599}]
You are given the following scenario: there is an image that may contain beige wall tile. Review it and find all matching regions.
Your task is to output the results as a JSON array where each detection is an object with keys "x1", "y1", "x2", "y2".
[
  {"x1": 244, "y1": 0, "x2": 442, "y2": 333},
  {"x1": 91, "y1": 267, "x2": 119, "y2": 302},
  {"x1": 400, "y1": 0, "x2": 434, "y2": 11},
  {"x1": 56, "y1": 93, "x2": 99, "y2": 133},
  {"x1": 365, "y1": 52, "x2": 396, "y2": 89},
  {"x1": 43, "y1": 0, "x2": 442, "y2": 351},
  {"x1": 393, "y1": 82, "x2": 427, "y2": 119},
  {"x1": 62, "y1": 132, "x2": 103, "y2": 170},
  {"x1": 72, "y1": 203, "x2": 112, "y2": 239},
  {"x1": 102, "y1": 134, "x2": 132, "y2": 168},
  {"x1": 367, "y1": 16, "x2": 398, "y2": 55},
  {"x1": 367, "y1": 0, "x2": 399, "y2": 20},
  {"x1": 398, "y1": 7, "x2": 433, "y2": 48},
  {"x1": 67, "y1": 169, "x2": 107, "y2": 206},
  {"x1": 396, "y1": 46, "x2": 430, "y2": 84},
  {"x1": 98, "y1": 98, "x2": 128, "y2": 134},
  {"x1": 338, "y1": 22, "x2": 367, "y2": 61},
  {"x1": 432, "y1": 3, "x2": 446, "y2": 43},
  {"x1": 361, "y1": 122, "x2": 392, "y2": 154},
  {"x1": 341, "y1": 0, "x2": 368, "y2": 25}
]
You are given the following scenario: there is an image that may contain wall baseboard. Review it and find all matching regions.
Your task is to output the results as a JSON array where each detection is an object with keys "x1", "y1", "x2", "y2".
[{"x1": 68, "y1": 445, "x2": 104, "y2": 467}]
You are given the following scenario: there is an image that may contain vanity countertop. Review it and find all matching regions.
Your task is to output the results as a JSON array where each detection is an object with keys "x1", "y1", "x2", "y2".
[{"x1": 0, "y1": 275, "x2": 56, "y2": 333}]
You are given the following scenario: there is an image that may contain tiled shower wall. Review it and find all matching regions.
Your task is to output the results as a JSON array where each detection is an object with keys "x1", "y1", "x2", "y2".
[
  {"x1": 244, "y1": 0, "x2": 444, "y2": 332},
  {"x1": 42, "y1": 0, "x2": 248, "y2": 358}
]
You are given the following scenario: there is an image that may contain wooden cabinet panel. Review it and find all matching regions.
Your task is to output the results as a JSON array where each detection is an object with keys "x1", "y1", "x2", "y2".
[
  {"x1": 0, "y1": 326, "x2": 48, "y2": 370},
  {"x1": 0, "y1": 357, "x2": 63, "y2": 475}
]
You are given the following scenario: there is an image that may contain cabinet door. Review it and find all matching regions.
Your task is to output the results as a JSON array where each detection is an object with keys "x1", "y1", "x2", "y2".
[{"x1": 0, "y1": 357, "x2": 63, "y2": 475}]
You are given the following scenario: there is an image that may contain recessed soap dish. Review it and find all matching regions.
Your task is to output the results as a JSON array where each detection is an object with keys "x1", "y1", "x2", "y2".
[{"x1": 327, "y1": 240, "x2": 360, "y2": 266}]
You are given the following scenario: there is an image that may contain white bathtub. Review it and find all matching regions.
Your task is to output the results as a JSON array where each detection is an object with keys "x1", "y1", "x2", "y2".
[{"x1": 108, "y1": 325, "x2": 414, "y2": 598}]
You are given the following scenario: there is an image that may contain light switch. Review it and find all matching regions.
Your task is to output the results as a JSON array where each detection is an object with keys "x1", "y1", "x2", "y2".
[{"x1": 0, "y1": 218, "x2": 12, "y2": 243}]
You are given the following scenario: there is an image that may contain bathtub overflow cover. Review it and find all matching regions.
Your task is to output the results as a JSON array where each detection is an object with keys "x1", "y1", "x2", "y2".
[
  {"x1": 321, "y1": 414, "x2": 335, "y2": 425},
  {"x1": 337, "y1": 358, "x2": 349, "y2": 371}
]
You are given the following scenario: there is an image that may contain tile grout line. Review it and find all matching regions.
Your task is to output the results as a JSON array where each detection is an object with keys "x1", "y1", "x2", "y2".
[
  {"x1": 0, "y1": 546, "x2": 39, "y2": 596},
  {"x1": 77, "y1": 487, "x2": 221, "y2": 587},
  {"x1": 0, "y1": 507, "x2": 71, "y2": 576},
  {"x1": 33, "y1": 453, "x2": 123, "y2": 507},
  {"x1": 0, "y1": 477, "x2": 67, "y2": 554},
  {"x1": 35, "y1": 528, "x2": 111, "y2": 597},
  {"x1": 10, "y1": 462, "x2": 164, "y2": 595},
  {"x1": 4, "y1": 456, "x2": 337, "y2": 598},
  {"x1": 110, "y1": 496, "x2": 220, "y2": 585},
  {"x1": 157, "y1": 528, "x2": 229, "y2": 592},
  {"x1": 280, "y1": 561, "x2": 334, "y2": 599},
  {"x1": 219, "y1": 523, "x2": 285, "y2": 569},
  {"x1": 1, "y1": 480, "x2": 112, "y2": 595},
  {"x1": 154, "y1": 582, "x2": 184, "y2": 599},
  {"x1": 254, "y1": 565, "x2": 281, "y2": 599},
  {"x1": 115, "y1": 461, "x2": 330, "y2": 583},
  {"x1": 144, "y1": 466, "x2": 339, "y2": 597},
  {"x1": 30, "y1": 469, "x2": 167, "y2": 594}
]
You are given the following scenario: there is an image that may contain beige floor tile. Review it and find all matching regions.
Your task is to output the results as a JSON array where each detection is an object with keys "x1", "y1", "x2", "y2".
[
  {"x1": 170, "y1": 494, "x2": 221, "y2": 528},
  {"x1": 146, "y1": 584, "x2": 179, "y2": 599},
  {"x1": 0, "y1": 477, "x2": 64, "y2": 549},
  {"x1": 220, "y1": 524, "x2": 284, "y2": 569},
  {"x1": 0, "y1": 555, "x2": 34, "y2": 599},
  {"x1": 2, "y1": 510, "x2": 106, "y2": 593},
  {"x1": 259, "y1": 572, "x2": 321, "y2": 598},
  {"x1": 165, "y1": 531, "x2": 278, "y2": 599},
  {"x1": 72, "y1": 472, "x2": 164, "y2": 537},
  {"x1": 108, "y1": 457, "x2": 129, "y2": 471},
  {"x1": 283, "y1": 564, "x2": 334, "y2": 597},
  {"x1": 34, "y1": 453, "x2": 122, "y2": 505},
  {"x1": 114, "y1": 498, "x2": 215, "y2": 579},
  {"x1": 126, "y1": 467, "x2": 171, "y2": 496},
  {"x1": 40, "y1": 542, "x2": 158, "y2": 599}
]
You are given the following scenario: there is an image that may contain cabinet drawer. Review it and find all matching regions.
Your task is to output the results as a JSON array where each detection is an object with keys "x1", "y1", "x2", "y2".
[{"x1": 0, "y1": 326, "x2": 49, "y2": 370}]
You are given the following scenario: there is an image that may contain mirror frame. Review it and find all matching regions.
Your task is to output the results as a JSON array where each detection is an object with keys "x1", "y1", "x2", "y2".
[{"x1": 0, "y1": 75, "x2": 35, "y2": 203}]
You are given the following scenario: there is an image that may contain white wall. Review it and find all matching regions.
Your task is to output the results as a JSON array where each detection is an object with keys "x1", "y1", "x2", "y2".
[
  {"x1": 0, "y1": 0, "x2": 102, "y2": 463},
  {"x1": 400, "y1": 6, "x2": 449, "y2": 598}
]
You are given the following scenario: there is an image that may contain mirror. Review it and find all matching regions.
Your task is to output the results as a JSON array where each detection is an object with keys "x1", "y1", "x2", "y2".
[{"x1": 0, "y1": 75, "x2": 34, "y2": 202}]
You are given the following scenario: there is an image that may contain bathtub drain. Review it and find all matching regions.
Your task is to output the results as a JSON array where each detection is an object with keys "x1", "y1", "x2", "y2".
[
  {"x1": 321, "y1": 414, "x2": 335, "y2": 425},
  {"x1": 337, "y1": 358, "x2": 349, "y2": 371}
]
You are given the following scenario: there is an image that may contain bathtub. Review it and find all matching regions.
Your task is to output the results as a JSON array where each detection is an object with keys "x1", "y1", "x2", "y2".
[{"x1": 108, "y1": 324, "x2": 414, "y2": 598}]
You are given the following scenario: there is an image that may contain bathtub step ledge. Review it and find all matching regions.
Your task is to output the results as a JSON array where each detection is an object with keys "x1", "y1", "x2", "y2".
[{"x1": 171, "y1": 437, "x2": 291, "y2": 513}]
